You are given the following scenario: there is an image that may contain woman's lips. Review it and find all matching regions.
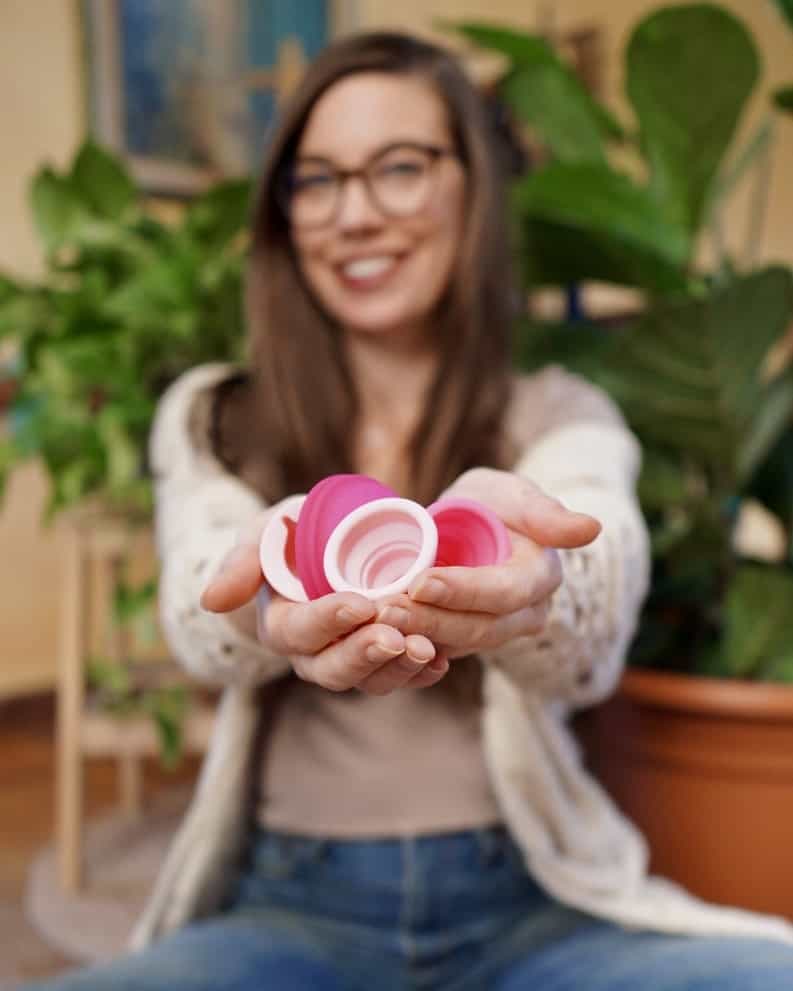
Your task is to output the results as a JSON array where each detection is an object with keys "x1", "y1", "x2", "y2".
[{"x1": 335, "y1": 254, "x2": 404, "y2": 291}]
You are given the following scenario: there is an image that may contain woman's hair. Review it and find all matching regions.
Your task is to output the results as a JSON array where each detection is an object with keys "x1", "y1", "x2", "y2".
[{"x1": 215, "y1": 31, "x2": 519, "y2": 506}]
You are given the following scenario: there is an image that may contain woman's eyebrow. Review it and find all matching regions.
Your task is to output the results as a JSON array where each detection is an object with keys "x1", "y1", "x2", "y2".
[{"x1": 294, "y1": 139, "x2": 437, "y2": 166}]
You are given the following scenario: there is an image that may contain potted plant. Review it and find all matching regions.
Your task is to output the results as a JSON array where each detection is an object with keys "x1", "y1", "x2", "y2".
[
  {"x1": 0, "y1": 141, "x2": 252, "y2": 761},
  {"x1": 459, "y1": 2, "x2": 793, "y2": 917}
]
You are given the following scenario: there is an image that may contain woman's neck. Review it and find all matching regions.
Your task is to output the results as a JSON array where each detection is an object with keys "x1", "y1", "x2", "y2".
[{"x1": 343, "y1": 329, "x2": 439, "y2": 488}]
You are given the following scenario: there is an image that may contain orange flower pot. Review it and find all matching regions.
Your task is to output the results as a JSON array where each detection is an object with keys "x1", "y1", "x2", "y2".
[{"x1": 574, "y1": 668, "x2": 793, "y2": 920}]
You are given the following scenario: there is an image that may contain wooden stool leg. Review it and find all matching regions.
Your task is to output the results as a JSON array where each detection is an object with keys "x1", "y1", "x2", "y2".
[
  {"x1": 119, "y1": 752, "x2": 143, "y2": 818},
  {"x1": 56, "y1": 525, "x2": 86, "y2": 893}
]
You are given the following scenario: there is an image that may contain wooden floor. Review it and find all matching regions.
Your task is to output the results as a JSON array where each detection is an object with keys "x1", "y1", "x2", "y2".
[{"x1": 0, "y1": 694, "x2": 199, "y2": 985}]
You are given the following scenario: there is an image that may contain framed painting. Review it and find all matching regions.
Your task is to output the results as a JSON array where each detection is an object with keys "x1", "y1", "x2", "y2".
[{"x1": 81, "y1": 0, "x2": 353, "y2": 196}]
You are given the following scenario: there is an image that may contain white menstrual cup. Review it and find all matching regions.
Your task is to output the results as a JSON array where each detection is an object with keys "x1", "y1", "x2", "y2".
[
  {"x1": 259, "y1": 494, "x2": 308, "y2": 602},
  {"x1": 322, "y1": 497, "x2": 438, "y2": 600}
]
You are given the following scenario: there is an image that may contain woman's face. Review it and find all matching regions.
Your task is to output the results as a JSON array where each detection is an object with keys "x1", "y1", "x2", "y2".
[{"x1": 288, "y1": 72, "x2": 466, "y2": 345}]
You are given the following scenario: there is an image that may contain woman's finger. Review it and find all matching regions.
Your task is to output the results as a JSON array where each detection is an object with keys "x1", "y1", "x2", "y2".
[
  {"x1": 265, "y1": 592, "x2": 376, "y2": 656},
  {"x1": 291, "y1": 623, "x2": 407, "y2": 692},
  {"x1": 406, "y1": 543, "x2": 562, "y2": 615},
  {"x1": 200, "y1": 543, "x2": 264, "y2": 613},
  {"x1": 356, "y1": 634, "x2": 437, "y2": 695},
  {"x1": 377, "y1": 596, "x2": 551, "y2": 654}
]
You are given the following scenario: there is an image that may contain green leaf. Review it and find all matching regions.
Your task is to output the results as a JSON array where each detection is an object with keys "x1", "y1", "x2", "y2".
[
  {"x1": 456, "y1": 21, "x2": 622, "y2": 153},
  {"x1": 627, "y1": 4, "x2": 760, "y2": 238},
  {"x1": 600, "y1": 267, "x2": 793, "y2": 484},
  {"x1": 500, "y1": 65, "x2": 605, "y2": 163},
  {"x1": 713, "y1": 564, "x2": 793, "y2": 680},
  {"x1": 70, "y1": 140, "x2": 137, "y2": 220},
  {"x1": 773, "y1": 85, "x2": 793, "y2": 114},
  {"x1": 184, "y1": 178, "x2": 253, "y2": 248},
  {"x1": 29, "y1": 167, "x2": 88, "y2": 255},
  {"x1": 513, "y1": 163, "x2": 689, "y2": 291}
]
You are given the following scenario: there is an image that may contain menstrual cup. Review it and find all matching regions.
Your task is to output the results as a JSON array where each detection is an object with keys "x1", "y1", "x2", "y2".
[
  {"x1": 323, "y1": 497, "x2": 438, "y2": 599},
  {"x1": 259, "y1": 474, "x2": 512, "y2": 603},
  {"x1": 427, "y1": 497, "x2": 512, "y2": 568},
  {"x1": 295, "y1": 475, "x2": 396, "y2": 599}
]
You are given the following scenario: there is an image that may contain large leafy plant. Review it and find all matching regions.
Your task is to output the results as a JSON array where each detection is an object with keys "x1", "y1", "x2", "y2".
[
  {"x1": 460, "y1": 4, "x2": 793, "y2": 681},
  {"x1": 0, "y1": 142, "x2": 253, "y2": 763},
  {"x1": 0, "y1": 141, "x2": 252, "y2": 516}
]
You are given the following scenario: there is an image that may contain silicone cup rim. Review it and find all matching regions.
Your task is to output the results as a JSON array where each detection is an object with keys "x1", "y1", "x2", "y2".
[
  {"x1": 322, "y1": 496, "x2": 439, "y2": 600},
  {"x1": 258, "y1": 494, "x2": 309, "y2": 602}
]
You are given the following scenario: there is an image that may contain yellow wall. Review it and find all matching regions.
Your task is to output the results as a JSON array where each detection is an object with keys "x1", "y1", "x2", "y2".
[
  {"x1": 0, "y1": 0, "x2": 791, "y2": 696},
  {"x1": 0, "y1": 1, "x2": 84, "y2": 697}
]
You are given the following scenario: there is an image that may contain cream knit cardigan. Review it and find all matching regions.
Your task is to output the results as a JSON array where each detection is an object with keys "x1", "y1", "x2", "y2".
[{"x1": 131, "y1": 363, "x2": 793, "y2": 950}]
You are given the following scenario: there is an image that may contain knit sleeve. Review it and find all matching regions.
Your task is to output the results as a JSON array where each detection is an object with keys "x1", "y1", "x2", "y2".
[
  {"x1": 149, "y1": 365, "x2": 291, "y2": 688},
  {"x1": 479, "y1": 369, "x2": 651, "y2": 709}
]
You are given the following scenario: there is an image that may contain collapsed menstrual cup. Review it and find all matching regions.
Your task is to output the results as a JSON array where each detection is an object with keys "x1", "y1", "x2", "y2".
[{"x1": 259, "y1": 474, "x2": 512, "y2": 603}]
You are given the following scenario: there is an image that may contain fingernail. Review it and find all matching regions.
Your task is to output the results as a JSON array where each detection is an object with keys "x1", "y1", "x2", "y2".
[
  {"x1": 410, "y1": 577, "x2": 446, "y2": 603},
  {"x1": 406, "y1": 639, "x2": 435, "y2": 663},
  {"x1": 429, "y1": 658, "x2": 449, "y2": 674},
  {"x1": 337, "y1": 604, "x2": 374, "y2": 626},
  {"x1": 378, "y1": 606, "x2": 410, "y2": 629},
  {"x1": 366, "y1": 640, "x2": 404, "y2": 663}
]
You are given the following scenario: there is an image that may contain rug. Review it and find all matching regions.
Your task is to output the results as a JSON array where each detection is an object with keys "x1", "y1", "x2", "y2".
[{"x1": 23, "y1": 787, "x2": 191, "y2": 969}]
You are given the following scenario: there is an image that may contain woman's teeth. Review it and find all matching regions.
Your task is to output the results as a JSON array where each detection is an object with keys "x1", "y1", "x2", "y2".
[{"x1": 342, "y1": 256, "x2": 397, "y2": 280}]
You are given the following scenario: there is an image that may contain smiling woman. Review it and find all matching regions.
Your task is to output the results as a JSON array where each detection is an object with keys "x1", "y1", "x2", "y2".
[{"x1": 24, "y1": 28, "x2": 793, "y2": 991}]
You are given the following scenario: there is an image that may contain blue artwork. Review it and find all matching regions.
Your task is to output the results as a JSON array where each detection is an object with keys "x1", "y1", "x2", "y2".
[{"x1": 83, "y1": 0, "x2": 329, "y2": 195}]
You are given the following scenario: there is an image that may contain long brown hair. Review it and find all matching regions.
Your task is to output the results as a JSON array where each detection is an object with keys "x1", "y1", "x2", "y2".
[{"x1": 215, "y1": 32, "x2": 518, "y2": 505}]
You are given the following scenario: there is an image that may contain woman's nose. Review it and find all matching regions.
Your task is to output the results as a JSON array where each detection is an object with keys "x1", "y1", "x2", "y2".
[{"x1": 336, "y1": 176, "x2": 382, "y2": 232}]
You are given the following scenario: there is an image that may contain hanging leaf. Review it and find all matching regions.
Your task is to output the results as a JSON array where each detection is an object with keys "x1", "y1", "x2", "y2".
[{"x1": 627, "y1": 4, "x2": 760, "y2": 239}]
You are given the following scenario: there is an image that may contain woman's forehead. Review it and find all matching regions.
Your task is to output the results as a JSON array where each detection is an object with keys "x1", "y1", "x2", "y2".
[{"x1": 297, "y1": 72, "x2": 452, "y2": 162}]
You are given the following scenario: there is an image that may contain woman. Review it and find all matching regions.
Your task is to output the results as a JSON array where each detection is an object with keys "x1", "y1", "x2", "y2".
[{"x1": 32, "y1": 30, "x2": 793, "y2": 991}]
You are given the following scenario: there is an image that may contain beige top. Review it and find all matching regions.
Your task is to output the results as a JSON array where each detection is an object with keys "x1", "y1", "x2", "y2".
[
  {"x1": 131, "y1": 362, "x2": 793, "y2": 950},
  {"x1": 258, "y1": 677, "x2": 502, "y2": 836}
]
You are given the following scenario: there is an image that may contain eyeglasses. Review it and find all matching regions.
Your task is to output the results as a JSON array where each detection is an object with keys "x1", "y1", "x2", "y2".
[{"x1": 278, "y1": 141, "x2": 459, "y2": 230}]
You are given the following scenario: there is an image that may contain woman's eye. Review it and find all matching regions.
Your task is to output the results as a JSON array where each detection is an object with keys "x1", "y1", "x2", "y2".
[
  {"x1": 380, "y1": 160, "x2": 423, "y2": 177},
  {"x1": 293, "y1": 173, "x2": 334, "y2": 192}
]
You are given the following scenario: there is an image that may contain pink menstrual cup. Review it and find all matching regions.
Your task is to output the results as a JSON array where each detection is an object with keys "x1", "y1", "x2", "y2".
[
  {"x1": 323, "y1": 497, "x2": 438, "y2": 600},
  {"x1": 294, "y1": 474, "x2": 397, "y2": 599},
  {"x1": 427, "y1": 497, "x2": 512, "y2": 568}
]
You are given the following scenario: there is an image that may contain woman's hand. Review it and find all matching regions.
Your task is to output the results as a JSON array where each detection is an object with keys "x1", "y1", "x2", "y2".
[
  {"x1": 375, "y1": 469, "x2": 602, "y2": 658},
  {"x1": 200, "y1": 503, "x2": 448, "y2": 694}
]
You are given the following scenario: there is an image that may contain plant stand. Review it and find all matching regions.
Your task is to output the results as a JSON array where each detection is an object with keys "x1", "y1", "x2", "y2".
[{"x1": 56, "y1": 509, "x2": 215, "y2": 894}]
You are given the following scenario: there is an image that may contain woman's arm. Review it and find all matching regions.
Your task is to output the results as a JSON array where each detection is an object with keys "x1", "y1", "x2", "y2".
[{"x1": 150, "y1": 365, "x2": 291, "y2": 687}]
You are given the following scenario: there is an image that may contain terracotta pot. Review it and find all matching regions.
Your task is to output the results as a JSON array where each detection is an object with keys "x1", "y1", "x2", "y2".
[{"x1": 574, "y1": 668, "x2": 793, "y2": 920}]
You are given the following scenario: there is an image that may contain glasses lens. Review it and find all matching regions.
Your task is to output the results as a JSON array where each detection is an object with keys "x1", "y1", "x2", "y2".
[
  {"x1": 288, "y1": 164, "x2": 339, "y2": 228},
  {"x1": 369, "y1": 146, "x2": 435, "y2": 217}
]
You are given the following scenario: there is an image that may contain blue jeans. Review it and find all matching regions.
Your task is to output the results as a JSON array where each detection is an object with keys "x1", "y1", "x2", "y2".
[{"x1": 26, "y1": 826, "x2": 793, "y2": 990}]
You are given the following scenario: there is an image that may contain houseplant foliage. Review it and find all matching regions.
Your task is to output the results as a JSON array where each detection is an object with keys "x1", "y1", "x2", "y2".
[
  {"x1": 459, "y1": 3, "x2": 793, "y2": 682},
  {"x1": 0, "y1": 140, "x2": 251, "y2": 517},
  {"x1": 0, "y1": 141, "x2": 252, "y2": 761}
]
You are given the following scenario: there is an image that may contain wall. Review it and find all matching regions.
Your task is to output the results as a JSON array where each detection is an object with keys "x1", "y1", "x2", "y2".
[
  {"x1": 0, "y1": 0, "x2": 791, "y2": 696},
  {"x1": 0, "y1": 0, "x2": 84, "y2": 697}
]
